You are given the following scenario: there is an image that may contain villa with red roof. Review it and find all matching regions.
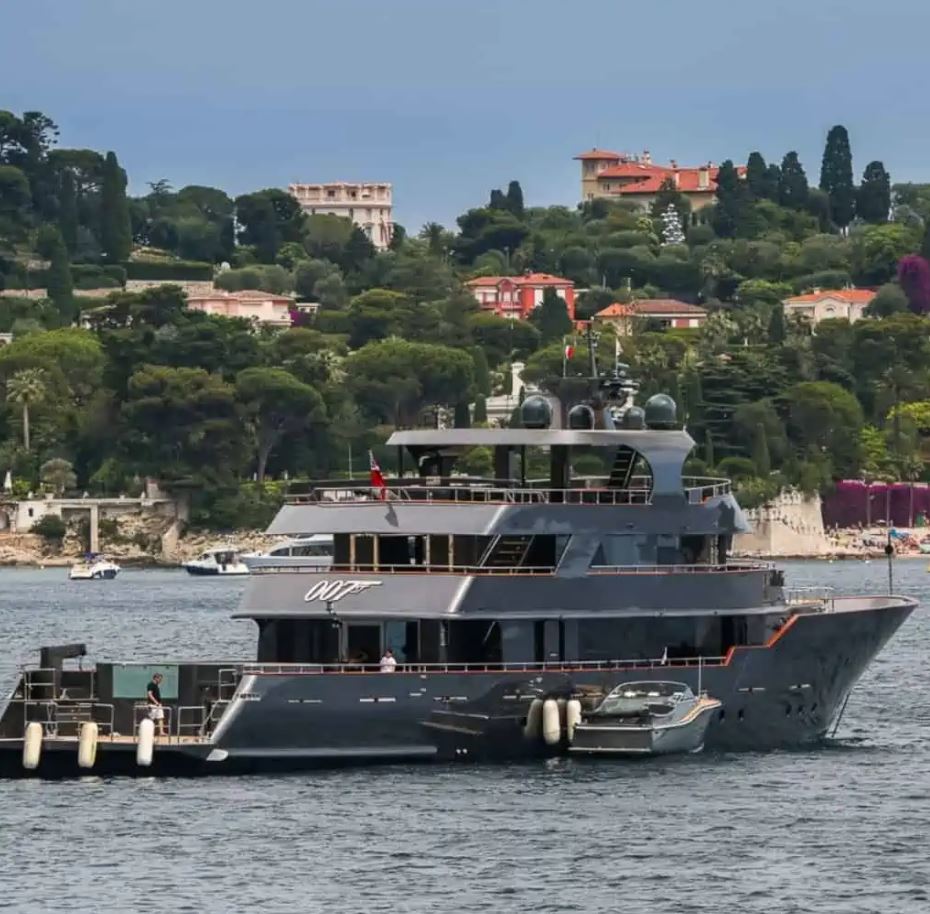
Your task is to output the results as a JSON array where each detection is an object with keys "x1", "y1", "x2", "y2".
[
  {"x1": 594, "y1": 299, "x2": 708, "y2": 335},
  {"x1": 782, "y1": 288, "x2": 875, "y2": 325},
  {"x1": 465, "y1": 273, "x2": 575, "y2": 320},
  {"x1": 574, "y1": 148, "x2": 744, "y2": 210}
]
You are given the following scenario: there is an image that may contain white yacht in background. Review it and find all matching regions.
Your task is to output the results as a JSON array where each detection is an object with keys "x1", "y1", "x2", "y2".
[
  {"x1": 183, "y1": 546, "x2": 250, "y2": 576},
  {"x1": 69, "y1": 555, "x2": 121, "y2": 581},
  {"x1": 242, "y1": 534, "x2": 333, "y2": 571}
]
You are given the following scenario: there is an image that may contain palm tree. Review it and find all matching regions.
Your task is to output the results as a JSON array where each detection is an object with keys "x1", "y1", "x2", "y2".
[
  {"x1": 419, "y1": 222, "x2": 447, "y2": 259},
  {"x1": 6, "y1": 368, "x2": 47, "y2": 452}
]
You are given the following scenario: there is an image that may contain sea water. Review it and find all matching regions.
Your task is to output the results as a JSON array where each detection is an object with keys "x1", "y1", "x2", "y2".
[{"x1": 0, "y1": 561, "x2": 927, "y2": 913}]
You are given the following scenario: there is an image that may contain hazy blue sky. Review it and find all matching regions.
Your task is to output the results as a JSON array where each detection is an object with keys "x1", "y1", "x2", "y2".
[{"x1": 4, "y1": 0, "x2": 929, "y2": 230}]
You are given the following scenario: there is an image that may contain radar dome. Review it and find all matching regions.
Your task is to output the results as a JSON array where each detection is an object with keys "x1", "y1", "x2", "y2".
[
  {"x1": 568, "y1": 404, "x2": 595, "y2": 430},
  {"x1": 621, "y1": 406, "x2": 646, "y2": 430},
  {"x1": 644, "y1": 394, "x2": 678, "y2": 430},
  {"x1": 521, "y1": 395, "x2": 552, "y2": 430}
]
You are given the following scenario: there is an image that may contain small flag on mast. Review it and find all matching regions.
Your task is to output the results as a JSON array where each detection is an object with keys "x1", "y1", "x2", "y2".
[
  {"x1": 564, "y1": 343, "x2": 574, "y2": 360},
  {"x1": 369, "y1": 450, "x2": 387, "y2": 500}
]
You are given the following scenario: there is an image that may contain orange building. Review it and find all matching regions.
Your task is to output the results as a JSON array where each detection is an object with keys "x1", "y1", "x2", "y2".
[
  {"x1": 575, "y1": 148, "x2": 744, "y2": 211},
  {"x1": 594, "y1": 299, "x2": 708, "y2": 335},
  {"x1": 465, "y1": 272, "x2": 575, "y2": 320}
]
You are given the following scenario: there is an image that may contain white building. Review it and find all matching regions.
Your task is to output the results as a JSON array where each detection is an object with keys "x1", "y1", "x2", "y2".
[
  {"x1": 288, "y1": 182, "x2": 393, "y2": 250},
  {"x1": 782, "y1": 289, "x2": 875, "y2": 325}
]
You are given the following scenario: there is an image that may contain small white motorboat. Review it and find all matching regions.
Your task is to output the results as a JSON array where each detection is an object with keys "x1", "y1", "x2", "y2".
[
  {"x1": 183, "y1": 546, "x2": 250, "y2": 576},
  {"x1": 69, "y1": 555, "x2": 121, "y2": 581},
  {"x1": 242, "y1": 534, "x2": 333, "y2": 571}
]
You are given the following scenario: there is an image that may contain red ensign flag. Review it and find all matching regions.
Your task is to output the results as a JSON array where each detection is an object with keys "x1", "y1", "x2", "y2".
[
  {"x1": 564, "y1": 344, "x2": 574, "y2": 360},
  {"x1": 369, "y1": 450, "x2": 387, "y2": 500}
]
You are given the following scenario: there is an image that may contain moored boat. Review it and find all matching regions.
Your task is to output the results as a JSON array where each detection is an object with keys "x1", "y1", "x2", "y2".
[
  {"x1": 183, "y1": 546, "x2": 249, "y2": 576},
  {"x1": 0, "y1": 334, "x2": 917, "y2": 778},
  {"x1": 569, "y1": 681, "x2": 721, "y2": 756},
  {"x1": 242, "y1": 534, "x2": 333, "y2": 572},
  {"x1": 69, "y1": 555, "x2": 121, "y2": 581}
]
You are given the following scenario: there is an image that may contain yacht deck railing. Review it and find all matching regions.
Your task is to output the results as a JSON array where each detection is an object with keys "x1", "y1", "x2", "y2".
[
  {"x1": 284, "y1": 476, "x2": 731, "y2": 507},
  {"x1": 250, "y1": 560, "x2": 775, "y2": 577},
  {"x1": 232, "y1": 654, "x2": 728, "y2": 677}
]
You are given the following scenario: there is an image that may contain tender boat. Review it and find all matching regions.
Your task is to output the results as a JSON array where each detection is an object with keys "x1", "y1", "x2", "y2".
[
  {"x1": 69, "y1": 555, "x2": 121, "y2": 581},
  {"x1": 183, "y1": 546, "x2": 250, "y2": 576},
  {"x1": 569, "y1": 681, "x2": 721, "y2": 756},
  {"x1": 242, "y1": 534, "x2": 333, "y2": 572}
]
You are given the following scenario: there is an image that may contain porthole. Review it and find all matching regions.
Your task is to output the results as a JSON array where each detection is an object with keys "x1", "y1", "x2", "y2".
[
  {"x1": 718, "y1": 709, "x2": 726, "y2": 723},
  {"x1": 737, "y1": 709, "x2": 744, "y2": 722}
]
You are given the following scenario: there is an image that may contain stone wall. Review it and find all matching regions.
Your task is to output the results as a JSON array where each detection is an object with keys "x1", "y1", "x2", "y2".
[{"x1": 734, "y1": 490, "x2": 829, "y2": 557}]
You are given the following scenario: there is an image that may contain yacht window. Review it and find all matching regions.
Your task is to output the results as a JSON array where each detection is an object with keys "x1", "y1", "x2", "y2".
[
  {"x1": 292, "y1": 543, "x2": 333, "y2": 557},
  {"x1": 448, "y1": 621, "x2": 502, "y2": 664}
]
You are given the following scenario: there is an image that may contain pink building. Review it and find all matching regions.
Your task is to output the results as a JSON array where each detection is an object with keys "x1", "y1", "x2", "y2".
[
  {"x1": 186, "y1": 289, "x2": 294, "y2": 328},
  {"x1": 465, "y1": 273, "x2": 576, "y2": 320}
]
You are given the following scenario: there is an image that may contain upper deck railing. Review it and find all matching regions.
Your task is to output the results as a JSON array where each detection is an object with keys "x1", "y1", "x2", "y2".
[{"x1": 283, "y1": 475, "x2": 731, "y2": 507}]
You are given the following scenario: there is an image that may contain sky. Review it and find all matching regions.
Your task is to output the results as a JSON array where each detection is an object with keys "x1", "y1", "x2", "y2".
[{"x1": 4, "y1": 0, "x2": 930, "y2": 231}]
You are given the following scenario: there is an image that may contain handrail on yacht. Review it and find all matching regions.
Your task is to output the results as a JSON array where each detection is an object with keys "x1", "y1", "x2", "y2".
[
  {"x1": 283, "y1": 475, "x2": 731, "y2": 506},
  {"x1": 235, "y1": 655, "x2": 729, "y2": 676},
  {"x1": 250, "y1": 560, "x2": 775, "y2": 576}
]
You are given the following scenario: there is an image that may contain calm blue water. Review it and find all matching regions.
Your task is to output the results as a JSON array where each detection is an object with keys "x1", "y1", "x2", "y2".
[{"x1": 0, "y1": 561, "x2": 927, "y2": 913}]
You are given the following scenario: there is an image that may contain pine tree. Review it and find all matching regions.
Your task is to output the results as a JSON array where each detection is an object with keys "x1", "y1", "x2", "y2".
[
  {"x1": 57, "y1": 169, "x2": 78, "y2": 253},
  {"x1": 99, "y1": 151, "x2": 132, "y2": 262},
  {"x1": 746, "y1": 152, "x2": 768, "y2": 199},
  {"x1": 660, "y1": 203, "x2": 685, "y2": 245},
  {"x1": 505, "y1": 180, "x2": 524, "y2": 218},
  {"x1": 489, "y1": 188, "x2": 506, "y2": 210},
  {"x1": 473, "y1": 394, "x2": 488, "y2": 424},
  {"x1": 44, "y1": 226, "x2": 75, "y2": 325},
  {"x1": 752, "y1": 423, "x2": 771, "y2": 476},
  {"x1": 819, "y1": 125, "x2": 855, "y2": 228},
  {"x1": 778, "y1": 151, "x2": 809, "y2": 209},
  {"x1": 857, "y1": 160, "x2": 891, "y2": 224},
  {"x1": 768, "y1": 304, "x2": 786, "y2": 343}
]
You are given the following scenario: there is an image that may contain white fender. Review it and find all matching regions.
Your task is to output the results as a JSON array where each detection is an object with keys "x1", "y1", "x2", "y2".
[
  {"x1": 542, "y1": 698, "x2": 561, "y2": 746},
  {"x1": 136, "y1": 718, "x2": 155, "y2": 767},
  {"x1": 565, "y1": 699, "x2": 582, "y2": 741},
  {"x1": 78, "y1": 721, "x2": 98, "y2": 769},
  {"x1": 523, "y1": 698, "x2": 543, "y2": 739},
  {"x1": 22, "y1": 721, "x2": 42, "y2": 770}
]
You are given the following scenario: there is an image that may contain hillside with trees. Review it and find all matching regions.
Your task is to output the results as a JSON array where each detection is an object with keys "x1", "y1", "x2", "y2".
[{"x1": 3, "y1": 107, "x2": 930, "y2": 524}]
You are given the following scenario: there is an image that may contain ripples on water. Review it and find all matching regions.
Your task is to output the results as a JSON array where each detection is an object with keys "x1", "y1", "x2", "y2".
[{"x1": 0, "y1": 561, "x2": 927, "y2": 913}]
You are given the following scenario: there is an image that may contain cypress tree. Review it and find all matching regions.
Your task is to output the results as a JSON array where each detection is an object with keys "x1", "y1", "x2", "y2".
[
  {"x1": 473, "y1": 394, "x2": 488, "y2": 424},
  {"x1": 921, "y1": 220, "x2": 930, "y2": 263},
  {"x1": 44, "y1": 226, "x2": 75, "y2": 325},
  {"x1": 531, "y1": 287, "x2": 572, "y2": 344},
  {"x1": 752, "y1": 423, "x2": 771, "y2": 476},
  {"x1": 778, "y1": 152, "x2": 809, "y2": 209},
  {"x1": 857, "y1": 161, "x2": 891, "y2": 224},
  {"x1": 819, "y1": 125, "x2": 855, "y2": 228},
  {"x1": 505, "y1": 180, "x2": 524, "y2": 218},
  {"x1": 768, "y1": 304, "x2": 786, "y2": 343},
  {"x1": 453, "y1": 401, "x2": 471, "y2": 428},
  {"x1": 99, "y1": 151, "x2": 132, "y2": 262},
  {"x1": 763, "y1": 163, "x2": 782, "y2": 201},
  {"x1": 704, "y1": 428, "x2": 715, "y2": 468},
  {"x1": 711, "y1": 160, "x2": 749, "y2": 238},
  {"x1": 471, "y1": 346, "x2": 491, "y2": 396},
  {"x1": 746, "y1": 152, "x2": 768, "y2": 199},
  {"x1": 57, "y1": 169, "x2": 78, "y2": 253}
]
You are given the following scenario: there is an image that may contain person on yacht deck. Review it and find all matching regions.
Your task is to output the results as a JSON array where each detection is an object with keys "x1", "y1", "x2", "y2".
[{"x1": 380, "y1": 649, "x2": 397, "y2": 673}]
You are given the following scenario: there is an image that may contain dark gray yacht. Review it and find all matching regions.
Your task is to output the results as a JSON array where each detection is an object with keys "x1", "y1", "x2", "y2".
[{"x1": 0, "y1": 350, "x2": 917, "y2": 777}]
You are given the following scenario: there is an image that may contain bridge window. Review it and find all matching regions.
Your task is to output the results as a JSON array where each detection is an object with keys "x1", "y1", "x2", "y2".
[{"x1": 590, "y1": 534, "x2": 660, "y2": 567}]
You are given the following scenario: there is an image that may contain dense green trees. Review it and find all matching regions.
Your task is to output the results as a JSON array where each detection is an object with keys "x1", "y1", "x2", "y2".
[{"x1": 5, "y1": 105, "x2": 930, "y2": 524}]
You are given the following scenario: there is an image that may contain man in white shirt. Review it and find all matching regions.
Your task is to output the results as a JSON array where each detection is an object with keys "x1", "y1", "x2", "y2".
[{"x1": 380, "y1": 648, "x2": 397, "y2": 673}]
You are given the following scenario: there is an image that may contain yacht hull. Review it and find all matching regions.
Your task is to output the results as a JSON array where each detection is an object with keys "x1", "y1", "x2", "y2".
[{"x1": 0, "y1": 596, "x2": 914, "y2": 778}]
